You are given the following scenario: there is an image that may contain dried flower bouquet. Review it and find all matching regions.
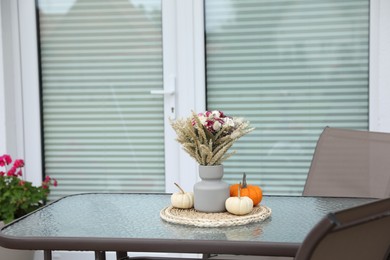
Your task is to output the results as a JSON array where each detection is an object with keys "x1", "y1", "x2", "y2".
[{"x1": 170, "y1": 110, "x2": 254, "y2": 166}]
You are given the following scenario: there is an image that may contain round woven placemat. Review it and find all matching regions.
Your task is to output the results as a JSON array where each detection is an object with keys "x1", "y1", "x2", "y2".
[{"x1": 160, "y1": 205, "x2": 271, "y2": 227}]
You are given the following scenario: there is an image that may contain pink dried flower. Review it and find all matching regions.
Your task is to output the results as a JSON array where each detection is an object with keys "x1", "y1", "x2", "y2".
[{"x1": 192, "y1": 110, "x2": 234, "y2": 134}]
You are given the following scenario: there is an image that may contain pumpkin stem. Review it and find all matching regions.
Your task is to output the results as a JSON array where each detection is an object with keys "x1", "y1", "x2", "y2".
[
  {"x1": 242, "y1": 173, "x2": 247, "y2": 188},
  {"x1": 174, "y1": 182, "x2": 185, "y2": 194},
  {"x1": 238, "y1": 182, "x2": 241, "y2": 198}
]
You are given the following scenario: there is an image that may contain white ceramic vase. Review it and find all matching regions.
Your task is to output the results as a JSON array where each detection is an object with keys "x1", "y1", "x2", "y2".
[{"x1": 193, "y1": 165, "x2": 230, "y2": 212}]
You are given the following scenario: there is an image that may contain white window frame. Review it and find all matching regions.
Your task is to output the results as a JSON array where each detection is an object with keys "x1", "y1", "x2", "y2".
[
  {"x1": 369, "y1": 0, "x2": 390, "y2": 131},
  {"x1": 1, "y1": 0, "x2": 389, "y2": 187}
]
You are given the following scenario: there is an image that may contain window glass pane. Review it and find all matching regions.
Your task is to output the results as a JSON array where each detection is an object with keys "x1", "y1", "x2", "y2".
[
  {"x1": 205, "y1": 0, "x2": 369, "y2": 195},
  {"x1": 37, "y1": 0, "x2": 164, "y2": 200}
]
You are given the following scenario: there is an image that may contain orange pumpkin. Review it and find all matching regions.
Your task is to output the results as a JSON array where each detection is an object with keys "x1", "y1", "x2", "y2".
[{"x1": 230, "y1": 173, "x2": 263, "y2": 206}]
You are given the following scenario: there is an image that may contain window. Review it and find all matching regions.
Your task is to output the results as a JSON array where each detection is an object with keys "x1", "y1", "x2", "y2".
[
  {"x1": 205, "y1": 0, "x2": 369, "y2": 194},
  {"x1": 36, "y1": 0, "x2": 168, "y2": 199}
]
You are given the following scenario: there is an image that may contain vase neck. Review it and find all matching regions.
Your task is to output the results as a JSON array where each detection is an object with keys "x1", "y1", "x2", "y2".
[{"x1": 198, "y1": 165, "x2": 224, "y2": 179}]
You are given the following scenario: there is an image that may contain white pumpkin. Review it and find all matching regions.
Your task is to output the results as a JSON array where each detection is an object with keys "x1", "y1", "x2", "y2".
[
  {"x1": 225, "y1": 184, "x2": 253, "y2": 215},
  {"x1": 171, "y1": 183, "x2": 194, "y2": 209}
]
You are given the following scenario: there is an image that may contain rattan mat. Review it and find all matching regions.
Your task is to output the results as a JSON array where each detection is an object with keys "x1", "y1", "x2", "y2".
[{"x1": 160, "y1": 205, "x2": 271, "y2": 227}]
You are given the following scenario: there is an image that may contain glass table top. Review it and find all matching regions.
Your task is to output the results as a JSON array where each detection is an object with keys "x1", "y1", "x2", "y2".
[{"x1": 1, "y1": 193, "x2": 374, "y2": 244}]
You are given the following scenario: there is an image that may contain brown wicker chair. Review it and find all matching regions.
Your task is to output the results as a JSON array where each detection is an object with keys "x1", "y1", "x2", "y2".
[{"x1": 303, "y1": 127, "x2": 390, "y2": 198}]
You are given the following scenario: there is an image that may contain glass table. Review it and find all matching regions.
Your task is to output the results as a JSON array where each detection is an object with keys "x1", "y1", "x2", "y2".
[{"x1": 0, "y1": 193, "x2": 375, "y2": 260}]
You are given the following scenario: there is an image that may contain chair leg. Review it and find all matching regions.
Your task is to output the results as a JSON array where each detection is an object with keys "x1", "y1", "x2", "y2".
[
  {"x1": 95, "y1": 251, "x2": 106, "y2": 260},
  {"x1": 203, "y1": 253, "x2": 218, "y2": 259},
  {"x1": 44, "y1": 250, "x2": 52, "y2": 260},
  {"x1": 116, "y1": 251, "x2": 128, "y2": 259}
]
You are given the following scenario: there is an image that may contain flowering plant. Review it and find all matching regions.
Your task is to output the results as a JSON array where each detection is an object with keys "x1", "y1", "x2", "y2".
[
  {"x1": 170, "y1": 110, "x2": 254, "y2": 166},
  {"x1": 0, "y1": 154, "x2": 57, "y2": 223}
]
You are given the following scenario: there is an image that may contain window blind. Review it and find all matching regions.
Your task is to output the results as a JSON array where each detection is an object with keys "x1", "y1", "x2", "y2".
[
  {"x1": 37, "y1": 0, "x2": 164, "y2": 200},
  {"x1": 205, "y1": 0, "x2": 369, "y2": 195}
]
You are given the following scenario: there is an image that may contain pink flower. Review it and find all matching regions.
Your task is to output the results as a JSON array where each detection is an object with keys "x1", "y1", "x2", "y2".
[
  {"x1": 0, "y1": 154, "x2": 12, "y2": 167},
  {"x1": 13, "y1": 159, "x2": 24, "y2": 168},
  {"x1": 42, "y1": 176, "x2": 58, "y2": 188},
  {"x1": 16, "y1": 169, "x2": 23, "y2": 176},
  {"x1": 0, "y1": 156, "x2": 27, "y2": 178},
  {"x1": 4, "y1": 155, "x2": 12, "y2": 165},
  {"x1": 7, "y1": 167, "x2": 16, "y2": 176},
  {"x1": 19, "y1": 180, "x2": 25, "y2": 186}
]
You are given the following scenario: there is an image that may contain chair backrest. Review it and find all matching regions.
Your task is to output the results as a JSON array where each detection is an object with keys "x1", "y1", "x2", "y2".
[
  {"x1": 294, "y1": 197, "x2": 390, "y2": 260},
  {"x1": 303, "y1": 127, "x2": 390, "y2": 198}
]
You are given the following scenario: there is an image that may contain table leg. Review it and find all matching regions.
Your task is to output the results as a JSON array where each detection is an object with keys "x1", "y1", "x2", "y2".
[
  {"x1": 95, "y1": 251, "x2": 106, "y2": 260},
  {"x1": 116, "y1": 251, "x2": 128, "y2": 259},
  {"x1": 44, "y1": 250, "x2": 52, "y2": 260}
]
